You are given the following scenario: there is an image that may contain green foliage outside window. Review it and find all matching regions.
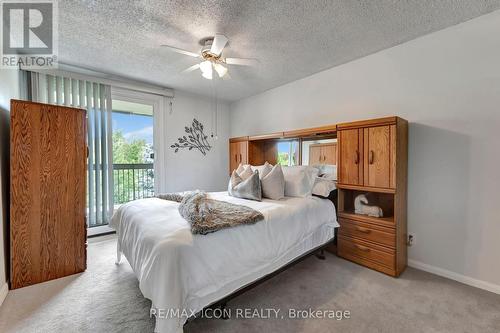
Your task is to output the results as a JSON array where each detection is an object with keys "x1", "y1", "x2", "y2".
[
  {"x1": 113, "y1": 131, "x2": 148, "y2": 164},
  {"x1": 112, "y1": 130, "x2": 154, "y2": 204}
]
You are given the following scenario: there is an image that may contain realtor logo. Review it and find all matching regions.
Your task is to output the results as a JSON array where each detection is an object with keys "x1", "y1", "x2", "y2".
[{"x1": 1, "y1": 0, "x2": 58, "y2": 68}]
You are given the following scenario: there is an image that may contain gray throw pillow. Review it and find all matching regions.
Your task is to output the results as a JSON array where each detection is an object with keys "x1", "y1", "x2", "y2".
[
  {"x1": 261, "y1": 164, "x2": 285, "y2": 200},
  {"x1": 228, "y1": 170, "x2": 262, "y2": 201}
]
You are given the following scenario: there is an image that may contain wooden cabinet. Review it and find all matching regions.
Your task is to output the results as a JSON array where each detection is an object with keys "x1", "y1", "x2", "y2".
[
  {"x1": 337, "y1": 117, "x2": 408, "y2": 277},
  {"x1": 10, "y1": 100, "x2": 87, "y2": 289},
  {"x1": 338, "y1": 128, "x2": 363, "y2": 186},
  {"x1": 338, "y1": 121, "x2": 398, "y2": 191},
  {"x1": 229, "y1": 142, "x2": 240, "y2": 173},
  {"x1": 229, "y1": 138, "x2": 248, "y2": 173},
  {"x1": 309, "y1": 143, "x2": 337, "y2": 165},
  {"x1": 364, "y1": 125, "x2": 393, "y2": 188}
]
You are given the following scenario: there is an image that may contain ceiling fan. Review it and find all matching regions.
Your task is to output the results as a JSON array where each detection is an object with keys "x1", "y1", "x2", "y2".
[{"x1": 161, "y1": 34, "x2": 257, "y2": 80}]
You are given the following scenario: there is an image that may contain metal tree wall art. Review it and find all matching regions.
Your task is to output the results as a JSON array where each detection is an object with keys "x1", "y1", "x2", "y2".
[{"x1": 171, "y1": 118, "x2": 212, "y2": 156}]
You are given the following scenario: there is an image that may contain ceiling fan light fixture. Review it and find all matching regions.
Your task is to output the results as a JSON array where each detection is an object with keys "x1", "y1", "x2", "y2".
[
  {"x1": 213, "y1": 63, "x2": 228, "y2": 78},
  {"x1": 200, "y1": 60, "x2": 213, "y2": 80}
]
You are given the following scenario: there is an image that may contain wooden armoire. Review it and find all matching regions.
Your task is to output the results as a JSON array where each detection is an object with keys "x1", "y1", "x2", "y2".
[
  {"x1": 10, "y1": 100, "x2": 87, "y2": 289},
  {"x1": 336, "y1": 116, "x2": 408, "y2": 277}
]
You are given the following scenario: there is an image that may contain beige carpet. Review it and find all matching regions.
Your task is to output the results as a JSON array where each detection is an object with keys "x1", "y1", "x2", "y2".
[{"x1": 0, "y1": 235, "x2": 499, "y2": 333}]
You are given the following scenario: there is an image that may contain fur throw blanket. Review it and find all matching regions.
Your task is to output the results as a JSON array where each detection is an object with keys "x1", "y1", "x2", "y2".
[{"x1": 157, "y1": 191, "x2": 264, "y2": 235}]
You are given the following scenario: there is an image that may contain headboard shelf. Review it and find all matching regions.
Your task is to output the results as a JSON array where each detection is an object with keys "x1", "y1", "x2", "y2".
[{"x1": 229, "y1": 123, "x2": 338, "y2": 171}]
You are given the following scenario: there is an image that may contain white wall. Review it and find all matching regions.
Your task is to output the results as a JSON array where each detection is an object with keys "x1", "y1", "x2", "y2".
[
  {"x1": 165, "y1": 90, "x2": 229, "y2": 192},
  {"x1": 0, "y1": 69, "x2": 19, "y2": 302},
  {"x1": 230, "y1": 11, "x2": 500, "y2": 291}
]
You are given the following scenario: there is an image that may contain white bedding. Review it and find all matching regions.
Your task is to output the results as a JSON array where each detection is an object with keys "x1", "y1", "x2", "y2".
[{"x1": 110, "y1": 191, "x2": 338, "y2": 333}]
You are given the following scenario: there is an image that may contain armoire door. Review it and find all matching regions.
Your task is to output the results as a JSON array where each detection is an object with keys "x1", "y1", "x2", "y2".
[
  {"x1": 363, "y1": 125, "x2": 391, "y2": 188},
  {"x1": 309, "y1": 145, "x2": 322, "y2": 165},
  {"x1": 229, "y1": 142, "x2": 240, "y2": 173},
  {"x1": 322, "y1": 143, "x2": 337, "y2": 165},
  {"x1": 10, "y1": 100, "x2": 87, "y2": 289},
  {"x1": 338, "y1": 129, "x2": 363, "y2": 185},
  {"x1": 238, "y1": 141, "x2": 248, "y2": 165}
]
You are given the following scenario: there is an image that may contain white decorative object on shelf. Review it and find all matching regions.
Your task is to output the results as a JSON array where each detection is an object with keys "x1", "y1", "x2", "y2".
[{"x1": 354, "y1": 194, "x2": 383, "y2": 218}]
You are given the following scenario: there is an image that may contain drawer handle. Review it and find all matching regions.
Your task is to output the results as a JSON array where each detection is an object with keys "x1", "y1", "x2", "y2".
[
  {"x1": 355, "y1": 226, "x2": 371, "y2": 234},
  {"x1": 355, "y1": 244, "x2": 371, "y2": 252},
  {"x1": 354, "y1": 150, "x2": 360, "y2": 164},
  {"x1": 369, "y1": 150, "x2": 374, "y2": 164}
]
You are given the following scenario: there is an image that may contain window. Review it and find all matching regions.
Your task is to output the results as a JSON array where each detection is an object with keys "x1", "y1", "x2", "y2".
[{"x1": 277, "y1": 140, "x2": 299, "y2": 166}]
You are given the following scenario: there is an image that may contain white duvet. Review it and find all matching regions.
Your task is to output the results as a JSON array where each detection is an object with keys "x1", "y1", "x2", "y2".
[{"x1": 110, "y1": 191, "x2": 338, "y2": 333}]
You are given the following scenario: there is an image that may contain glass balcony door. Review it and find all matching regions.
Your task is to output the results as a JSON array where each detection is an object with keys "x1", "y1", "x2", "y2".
[
  {"x1": 88, "y1": 88, "x2": 159, "y2": 236},
  {"x1": 111, "y1": 99, "x2": 154, "y2": 206}
]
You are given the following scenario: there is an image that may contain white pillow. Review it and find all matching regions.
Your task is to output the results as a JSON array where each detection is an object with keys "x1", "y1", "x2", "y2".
[
  {"x1": 282, "y1": 166, "x2": 319, "y2": 197},
  {"x1": 261, "y1": 164, "x2": 285, "y2": 200},
  {"x1": 317, "y1": 164, "x2": 337, "y2": 181},
  {"x1": 312, "y1": 177, "x2": 337, "y2": 197}
]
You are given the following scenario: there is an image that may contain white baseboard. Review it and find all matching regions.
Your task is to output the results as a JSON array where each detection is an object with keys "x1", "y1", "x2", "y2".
[
  {"x1": 408, "y1": 259, "x2": 500, "y2": 295},
  {"x1": 0, "y1": 282, "x2": 8, "y2": 307}
]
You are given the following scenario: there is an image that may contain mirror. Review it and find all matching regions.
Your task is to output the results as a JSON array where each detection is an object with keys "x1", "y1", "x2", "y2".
[{"x1": 301, "y1": 138, "x2": 337, "y2": 179}]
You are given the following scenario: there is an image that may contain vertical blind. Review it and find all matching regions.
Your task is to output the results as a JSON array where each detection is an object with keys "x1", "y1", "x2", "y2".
[{"x1": 26, "y1": 71, "x2": 114, "y2": 227}]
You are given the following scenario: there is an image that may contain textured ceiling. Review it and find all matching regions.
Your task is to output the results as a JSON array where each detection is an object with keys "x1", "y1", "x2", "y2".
[{"x1": 59, "y1": 1, "x2": 500, "y2": 102}]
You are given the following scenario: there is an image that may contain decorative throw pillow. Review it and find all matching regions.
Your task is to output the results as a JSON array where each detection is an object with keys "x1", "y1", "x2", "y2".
[
  {"x1": 236, "y1": 163, "x2": 246, "y2": 175},
  {"x1": 258, "y1": 162, "x2": 273, "y2": 180},
  {"x1": 228, "y1": 170, "x2": 262, "y2": 201},
  {"x1": 250, "y1": 162, "x2": 272, "y2": 176},
  {"x1": 312, "y1": 177, "x2": 337, "y2": 197},
  {"x1": 261, "y1": 164, "x2": 285, "y2": 200},
  {"x1": 239, "y1": 165, "x2": 254, "y2": 180},
  {"x1": 282, "y1": 166, "x2": 319, "y2": 197},
  {"x1": 317, "y1": 164, "x2": 337, "y2": 181}
]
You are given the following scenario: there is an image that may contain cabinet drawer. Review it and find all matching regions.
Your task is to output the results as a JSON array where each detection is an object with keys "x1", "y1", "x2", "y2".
[
  {"x1": 338, "y1": 218, "x2": 395, "y2": 248},
  {"x1": 338, "y1": 235, "x2": 395, "y2": 269}
]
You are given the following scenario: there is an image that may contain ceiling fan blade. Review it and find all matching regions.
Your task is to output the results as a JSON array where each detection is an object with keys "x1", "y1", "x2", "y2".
[
  {"x1": 210, "y1": 34, "x2": 228, "y2": 56},
  {"x1": 161, "y1": 45, "x2": 199, "y2": 58},
  {"x1": 182, "y1": 63, "x2": 200, "y2": 73},
  {"x1": 225, "y1": 57, "x2": 258, "y2": 66}
]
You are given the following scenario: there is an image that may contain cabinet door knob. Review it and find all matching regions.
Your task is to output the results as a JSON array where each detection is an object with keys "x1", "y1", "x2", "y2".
[
  {"x1": 354, "y1": 150, "x2": 360, "y2": 164},
  {"x1": 369, "y1": 150, "x2": 374, "y2": 164},
  {"x1": 356, "y1": 226, "x2": 371, "y2": 234}
]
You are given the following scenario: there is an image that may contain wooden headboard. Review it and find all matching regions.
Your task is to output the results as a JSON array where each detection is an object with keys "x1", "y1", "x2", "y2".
[{"x1": 229, "y1": 124, "x2": 338, "y2": 172}]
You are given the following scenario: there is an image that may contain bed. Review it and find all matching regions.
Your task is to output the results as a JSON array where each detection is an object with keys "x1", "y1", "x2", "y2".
[{"x1": 110, "y1": 191, "x2": 338, "y2": 333}]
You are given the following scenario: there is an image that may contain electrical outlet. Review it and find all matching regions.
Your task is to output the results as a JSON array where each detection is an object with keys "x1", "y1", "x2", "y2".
[{"x1": 407, "y1": 234, "x2": 415, "y2": 246}]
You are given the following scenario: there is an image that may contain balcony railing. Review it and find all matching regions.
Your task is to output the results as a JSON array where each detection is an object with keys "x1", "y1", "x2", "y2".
[
  {"x1": 86, "y1": 163, "x2": 154, "y2": 228},
  {"x1": 113, "y1": 163, "x2": 154, "y2": 205}
]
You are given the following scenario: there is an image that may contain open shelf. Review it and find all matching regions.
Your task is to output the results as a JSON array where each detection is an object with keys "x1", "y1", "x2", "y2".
[{"x1": 338, "y1": 188, "x2": 395, "y2": 227}]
